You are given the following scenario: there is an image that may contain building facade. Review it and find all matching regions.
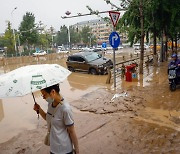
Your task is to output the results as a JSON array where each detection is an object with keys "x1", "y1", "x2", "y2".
[{"x1": 72, "y1": 19, "x2": 113, "y2": 45}]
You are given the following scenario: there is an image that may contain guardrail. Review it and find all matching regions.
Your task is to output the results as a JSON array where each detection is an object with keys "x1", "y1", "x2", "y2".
[{"x1": 106, "y1": 53, "x2": 156, "y2": 84}]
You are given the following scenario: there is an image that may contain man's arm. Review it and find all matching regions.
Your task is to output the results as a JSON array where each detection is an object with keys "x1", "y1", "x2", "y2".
[{"x1": 67, "y1": 125, "x2": 79, "y2": 154}]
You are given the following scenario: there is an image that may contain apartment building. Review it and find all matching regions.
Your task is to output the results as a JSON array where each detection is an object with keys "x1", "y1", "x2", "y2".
[{"x1": 72, "y1": 19, "x2": 112, "y2": 45}]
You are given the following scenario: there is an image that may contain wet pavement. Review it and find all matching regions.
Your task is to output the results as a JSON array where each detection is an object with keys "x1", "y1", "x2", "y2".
[{"x1": 0, "y1": 50, "x2": 180, "y2": 153}]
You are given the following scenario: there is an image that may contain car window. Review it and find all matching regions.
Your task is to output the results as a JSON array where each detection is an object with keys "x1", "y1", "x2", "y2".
[
  {"x1": 69, "y1": 56, "x2": 78, "y2": 61},
  {"x1": 85, "y1": 53, "x2": 101, "y2": 62},
  {"x1": 77, "y1": 57, "x2": 85, "y2": 62}
]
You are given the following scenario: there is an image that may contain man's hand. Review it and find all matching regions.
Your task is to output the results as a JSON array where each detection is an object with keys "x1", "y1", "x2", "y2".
[{"x1": 33, "y1": 103, "x2": 40, "y2": 112}]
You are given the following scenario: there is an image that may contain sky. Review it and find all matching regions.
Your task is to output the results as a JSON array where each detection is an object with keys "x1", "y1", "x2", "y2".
[{"x1": 0, "y1": 0, "x2": 120, "y2": 33}]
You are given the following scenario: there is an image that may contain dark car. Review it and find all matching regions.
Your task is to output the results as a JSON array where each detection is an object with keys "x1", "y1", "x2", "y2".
[
  {"x1": 66, "y1": 52, "x2": 113, "y2": 75},
  {"x1": 0, "y1": 47, "x2": 4, "y2": 53}
]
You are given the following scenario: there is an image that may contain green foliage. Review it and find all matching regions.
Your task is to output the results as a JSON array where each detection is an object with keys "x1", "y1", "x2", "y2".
[
  {"x1": 4, "y1": 21, "x2": 14, "y2": 52},
  {"x1": 37, "y1": 33, "x2": 51, "y2": 49},
  {"x1": 118, "y1": 0, "x2": 180, "y2": 43},
  {"x1": 80, "y1": 26, "x2": 92, "y2": 45},
  {"x1": 54, "y1": 25, "x2": 82, "y2": 46},
  {"x1": 54, "y1": 25, "x2": 68, "y2": 46},
  {"x1": 19, "y1": 12, "x2": 38, "y2": 46},
  {"x1": 69, "y1": 26, "x2": 81, "y2": 44}
]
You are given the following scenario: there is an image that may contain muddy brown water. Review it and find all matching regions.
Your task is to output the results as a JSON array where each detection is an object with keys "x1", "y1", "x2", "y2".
[
  {"x1": 0, "y1": 57, "x2": 111, "y2": 143},
  {"x1": 0, "y1": 52, "x2": 180, "y2": 153}
]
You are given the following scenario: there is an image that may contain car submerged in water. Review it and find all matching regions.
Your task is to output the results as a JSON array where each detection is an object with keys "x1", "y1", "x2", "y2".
[{"x1": 66, "y1": 52, "x2": 113, "y2": 75}]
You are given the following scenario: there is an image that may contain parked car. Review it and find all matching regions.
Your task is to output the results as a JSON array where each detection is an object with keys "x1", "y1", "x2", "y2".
[
  {"x1": 57, "y1": 49, "x2": 69, "y2": 53},
  {"x1": 82, "y1": 48, "x2": 103, "y2": 56},
  {"x1": 133, "y1": 43, "x2": 149, "y2": 51},
  {"x1": 106, "y1": 45, "x2": 123, "y2": 51},
  {"x1": 66, "y1": 52, "x2": 113, "y2": 75},
  {"x1": 118, "y1": 45, "x2": 124, "y2": 49},
  {"x1": 33, "y1": 50, "x2": 47, "y2": 56},
  {"x1": 133, "y1": 43, "x2": 141, "y2": 50},
  {"x1": 0, "y1": 47, "x2": 4, "y2": 53}
]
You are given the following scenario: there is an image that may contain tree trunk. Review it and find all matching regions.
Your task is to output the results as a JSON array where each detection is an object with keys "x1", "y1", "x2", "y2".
[
  {"x1": 153, "y1": 28, "x2": 158, "y2": 66},
  {"x1": 139, "y1": 0, "x2": 144, "y2": 74},
  {"x1": 175, "y1": 35, "x2": 177, "y2": 53},
  {"x1": 171, "y1": 37, "x2": 174, "y2": 51},
  {"x1": 165, "y1": 35, "x2": 168, "y2": 61},
  {"x1": 160, "y1": 31, "x2": 164, "y2": 62},
  {"x1": 153, "y1": 29, "x2": 157, "y2": 55}
]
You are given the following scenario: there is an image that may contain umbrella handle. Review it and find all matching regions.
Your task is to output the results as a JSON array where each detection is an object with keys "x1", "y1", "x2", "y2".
[{"x1": 32, "y1": 93, "x2": 39, "y2": 115}]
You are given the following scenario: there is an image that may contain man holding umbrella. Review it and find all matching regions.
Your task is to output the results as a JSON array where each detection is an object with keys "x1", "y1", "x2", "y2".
[
  {"x1": 34, "y1": 84, "x2": 79, "y2": 154},
  {"x1": 0, "y1": 63, "x2": 79, "y2": 153}
]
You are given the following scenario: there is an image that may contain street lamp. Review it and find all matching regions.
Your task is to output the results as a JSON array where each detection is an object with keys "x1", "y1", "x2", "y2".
[
  {"x1": 65, "y1": 11, "x2": 71, "y2": 51},
  {"x1": 11, "y1": 7, "x2": 17, "y2": 55}
]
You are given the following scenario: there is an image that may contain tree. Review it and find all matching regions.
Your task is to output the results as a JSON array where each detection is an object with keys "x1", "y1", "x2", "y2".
[
  {"x1": 118, "y1": 0, "x2": 180, "y2": 68},
  {"x1": 119, "y1": 0, "x2": 146, "y2": 73},
  {"x1": 37, "y1": 33, "x2": 51, "y2": 49},
  {"x1": 54, "y1": 25, "x2": 68, "y2": 46},
  {"x1": 19, "y1": 12, "x2": 38, "y2": 48},
  {"x1": 4, "y1": 21, "x2": 14, "y2": 52},
  {"x1": 69, "y1": 26, "x2": 81, "y2": 45},
  {"x1": 80, "y1": 26, "x2": 92, "y2": 45}
]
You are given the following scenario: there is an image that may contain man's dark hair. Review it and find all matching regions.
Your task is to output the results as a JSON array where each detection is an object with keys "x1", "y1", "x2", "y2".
[{"x1": 44, "y1": 84, "x2": 60, "y2": 94}]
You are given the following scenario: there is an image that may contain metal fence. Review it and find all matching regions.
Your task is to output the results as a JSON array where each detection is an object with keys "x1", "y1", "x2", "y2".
[{"x1": 108, "y1": 53, "x2": 155, "y2": 85}]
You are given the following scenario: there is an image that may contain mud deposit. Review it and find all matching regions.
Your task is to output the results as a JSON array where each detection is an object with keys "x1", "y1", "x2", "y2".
[{"x1": 0, "y1": 61, "x2": 180, "y2": 154}]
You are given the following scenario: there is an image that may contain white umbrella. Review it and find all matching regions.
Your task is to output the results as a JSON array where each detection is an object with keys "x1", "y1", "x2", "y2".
[{"x1": 0, "y1": 64, "x2": 71, "y2": 98}]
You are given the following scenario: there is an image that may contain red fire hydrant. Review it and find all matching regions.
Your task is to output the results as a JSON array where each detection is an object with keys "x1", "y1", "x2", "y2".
[
  {"x1": 125, "y1": 64, "x2": 137, "y2": 82},
  {"x1": 125, "y1": 65, "x2": 133, "y2": 82}
]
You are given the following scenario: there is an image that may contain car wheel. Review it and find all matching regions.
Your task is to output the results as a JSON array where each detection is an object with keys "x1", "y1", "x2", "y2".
[
  {"x1": 68, "y1": 67, "x2": 75, "y2": 72},
  {"x1": 90, "y1": 68, "x2": 97, "y2": 75},
  {"x1": 170, "y1": 83, "x2": 176, "y2": 91}
]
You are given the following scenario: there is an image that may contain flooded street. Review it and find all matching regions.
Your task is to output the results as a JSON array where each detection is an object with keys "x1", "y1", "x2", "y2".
[
  {"x1": 0, "y1": 51, "x2": 180, "y2": 153},
  {"x1": 0, "y1": 55, "x2": 111, "y2": 144}
]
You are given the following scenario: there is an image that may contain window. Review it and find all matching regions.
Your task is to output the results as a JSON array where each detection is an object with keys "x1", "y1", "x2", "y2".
[
  {"x1": 77, "y1": 57, "x2": 85, "y2": 62},
  {"x1": 69, "y1": 56, "x2": 78, "y2": 61}
]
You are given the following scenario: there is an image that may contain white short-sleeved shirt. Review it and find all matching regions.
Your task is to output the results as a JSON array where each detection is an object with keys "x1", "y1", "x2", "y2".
[{"x1": 46, "y1": 100, "x2": 74, "y2": 154}]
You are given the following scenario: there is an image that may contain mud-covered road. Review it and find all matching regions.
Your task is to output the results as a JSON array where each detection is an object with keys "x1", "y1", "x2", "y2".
[{"x1": 0, "y1": 53, "x2": 180, "y2": 154}]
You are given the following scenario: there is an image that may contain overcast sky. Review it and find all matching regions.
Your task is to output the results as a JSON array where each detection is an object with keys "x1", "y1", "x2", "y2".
[{"x1": 0, "y1": 0, "x2": 119, "y2": 33}]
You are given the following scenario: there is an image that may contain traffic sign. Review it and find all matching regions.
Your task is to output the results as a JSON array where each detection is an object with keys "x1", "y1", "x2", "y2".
[
  {"x1": 102, "y1": 42, "x2": 107, "y2": 49},
  {"x1": 109, "y1": 11, "x2": 120, "y2": 27},
  {"x1": 109, "y1": 32, "x2": 120, "y2": 48}
]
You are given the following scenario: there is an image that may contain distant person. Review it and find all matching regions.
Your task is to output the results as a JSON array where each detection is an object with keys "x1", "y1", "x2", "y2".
[
  {"x1": 169, "y1": 53, "x2": 180, "y2": 76},
  {"x1": 34, "y1": 84, "x2": 79, "y2": 154}
]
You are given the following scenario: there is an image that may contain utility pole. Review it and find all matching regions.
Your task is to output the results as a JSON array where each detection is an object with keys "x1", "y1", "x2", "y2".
[
  {"x1": 65, "y1": 11, "x2": 71, "y2": 51},
  {"x1": 11, "y1": 7, "x2": 17, "y2": 55}
]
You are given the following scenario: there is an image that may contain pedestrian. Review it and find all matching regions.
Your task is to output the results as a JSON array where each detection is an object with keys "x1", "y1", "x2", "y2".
[{"x1": 34, "y1": 84, "x2": 79, "y2": 154}]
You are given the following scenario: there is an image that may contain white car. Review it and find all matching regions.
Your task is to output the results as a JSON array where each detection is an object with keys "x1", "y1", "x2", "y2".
[
  {"x1": 118, "y1": 45, "x2": 124, "y2": 49},
  {"x1": 57, "y1": 49, "x2": 69, "y2": 54},
  {"x1": 133, "y1": 43, "x2": 149, "y2": 50},
  {"x1": 33, "y1": 50, "x2": 47, "y2": 56},
  {"x1": 133, "y1": 43, "x2": 141, "y2": 50}
]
